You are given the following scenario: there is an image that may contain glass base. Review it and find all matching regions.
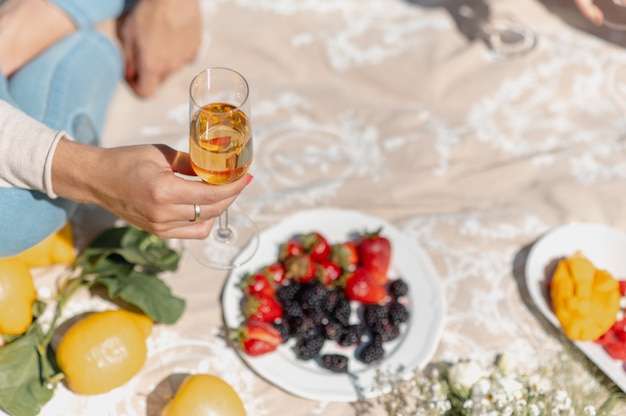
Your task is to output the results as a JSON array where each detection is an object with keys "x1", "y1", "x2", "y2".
[
  {"x1": 186, "y1": 208, "x2": 259, "y2": 270},
  {"x1": 482, "y1": 17, "x2": 536, "y2": 58}
]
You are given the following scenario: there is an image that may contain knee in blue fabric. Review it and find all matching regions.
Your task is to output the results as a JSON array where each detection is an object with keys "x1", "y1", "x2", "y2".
[
  {"x1": 7, "y1": 29, "x2": 123, "y2": 144},
  {"x1": 72, "y1": 113, "x2": 99, "y2": 147},
  {"x1": 0, "y1": 188, "x2": 75, "y2": 257}
]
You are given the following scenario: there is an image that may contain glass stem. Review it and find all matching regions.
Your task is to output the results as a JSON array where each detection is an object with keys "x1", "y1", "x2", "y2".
[{"x1": 216, "y1": 209, "x2": 232, "y2": 241}]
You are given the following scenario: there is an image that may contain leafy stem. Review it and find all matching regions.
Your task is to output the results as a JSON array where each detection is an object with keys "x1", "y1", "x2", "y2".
[
  {"x1": 0, "y1": 226, "x2": 184, "y2": 416},
  {"x1": 41, "y1": 270, "x2": 92, "y2": 348}
]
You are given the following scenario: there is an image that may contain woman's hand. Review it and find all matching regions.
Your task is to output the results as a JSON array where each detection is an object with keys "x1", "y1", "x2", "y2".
[
  {"x1": 573, "y1": 0, "x2": 604, "y2": 25},
  {"x1": 117, "y1": 0, "x2": 202, "y2": 97},
  {"x1": 51, "y1": 138, "x2": 253, "y2": 240}
]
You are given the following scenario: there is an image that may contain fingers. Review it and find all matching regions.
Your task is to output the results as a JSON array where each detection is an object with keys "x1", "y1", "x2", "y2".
[
  {"x1": 574, "y1": 0, "x2": 604, "y2": 25},
  {"x1": 152, "y1": 217, "x2": 216, "y2": 240},
  {"x1": 141, "y1": 173, "x2": 252, "y2": 232},
  {"x1": 132, "y1": 64, "x2": 163, "y2": 97},
  {"x1": 169, "y1": 151, "x2": 196, "y2": 176}
]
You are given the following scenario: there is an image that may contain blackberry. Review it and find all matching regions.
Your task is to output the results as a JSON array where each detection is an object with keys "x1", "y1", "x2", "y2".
[
  {"x1": 300, "y1": 281, "x2": 329, "y2": 310},
  {"x1": 338, "y1": 324, "x2": 364, "y2": 347},
  {"x1": 294, "y1": 334, "x2": 325, "y2": 360},
  {"x1": 357, "y1": 337, "x2": 385, "y2": 364},
  {"x1": 289, "y1": 316, "x2": 320, "y2": 339},
  {"x1": 388, "y1": 302, "x2": 409, "y2": 325},
  {"x1": 319, "y1": 354, "x2": 349, "y2": 373},
  {"x1": 332, "y1": 298, "x2": 351, "y2": 326},
  {"x1": 276, "y1": 283, "x2": 302, "y2": 305},
  {"x1": 389, "y1": 278, "x2": 409, "y2": 299},
  {"x1": 323, "y1": 289, "x2": 342, "y2": 314},
  {"x1": 363, "y1": 304, "x2": 388, "y2": 327},
  {"x1": 372, "y1": 321, "x2": 400, "y2": 342},
  {"x1": 283, "y1": 300, "x2": 304, "y2": 319},
  {"x1": 305, "y1": 305, "x2": 327, "y2": 326},
  {"x1": 322, "y1": 319, "x2": 344, "y2": 341},
  {"x1": 272, "y1": 319, "x2": 291, "y2": 343}
]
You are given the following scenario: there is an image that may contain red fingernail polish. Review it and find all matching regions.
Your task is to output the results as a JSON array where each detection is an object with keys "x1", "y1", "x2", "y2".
[{"x1": 245, "y1": 174, "x2": 254, "y2": 185}]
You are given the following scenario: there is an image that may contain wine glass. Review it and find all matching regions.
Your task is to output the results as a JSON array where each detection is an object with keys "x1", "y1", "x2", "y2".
[
  {"x1": 454, "y1": 3, "x2": 536, "y2": 58},
  {"x1": 186, "y1": 67, "x2": 259, "y2": 270}
]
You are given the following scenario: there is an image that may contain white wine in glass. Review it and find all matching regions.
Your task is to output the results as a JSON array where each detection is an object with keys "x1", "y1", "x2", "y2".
[{"x1": 187, "y1": 68, "x2": 259, "y2": 270}]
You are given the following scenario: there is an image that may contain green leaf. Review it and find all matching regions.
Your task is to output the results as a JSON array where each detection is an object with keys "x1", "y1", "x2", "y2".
[
  {"x1": 77, "y1": 227, "x2": 180, "y2": 274},
  {"x1": 0, "y1": 327, "x2": 55, "y2": 416},
  {"x1": 78, "y1": 251, "x2": 134, "y2": 277},
  {"x1": 94, "y1": 271, "x2": 185, "y2": 324}
]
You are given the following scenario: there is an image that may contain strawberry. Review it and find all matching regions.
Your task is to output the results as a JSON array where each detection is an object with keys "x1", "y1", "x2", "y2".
[
  {"x1": 284, "y1": 254, "x2": 316, "y2": 283},
  {"x1": 330, "y1": 241, "x2": 359, "y2": 271},
  {"x1": 619, "y1": 280, "x2": 626, "y2": 296},
  {"x1": 279, "y1": 239, "x2": 303, "y2": 261},
  {"x1": 262, "y1": 262, "x2": 286, "y2": 285},
  {"x1": 243, "y1": 293, "x2": 283, "y2": 323},
  {"x1": 301, "y1": 231, "x2": 331, "y2": 262},
  {"x1": 595, "y1": 328, "x2": 616, "y2": 346},
  {"x1": 344, "y1": 267, "x2": 387, "y2": 304},
  {"x1": 604, "y1": 340, "x2": 626, "y2": 361},
  {"x1": 239, "y1": 273, "x2": 275, "y2": 298},
  {"x1": 357, "y1": 228, "x2": 391, "y2": 285},
  {"x1": 613, "y1": 317, "x2": 626, "y2": 332},
  {"x1": 231, "y1": 320, "x2": 282, "y2": 356},
  {"x1": 316, "y1": 259, "x2": 343, "y2": 287}
]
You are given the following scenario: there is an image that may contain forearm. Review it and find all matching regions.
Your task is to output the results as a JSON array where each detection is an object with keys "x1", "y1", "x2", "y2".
[
  {"x1": 0, "y1": 100, "x2": 65, "y2": 197},
  {"x1": 50, "y1": 137, "x2": 105, "y2": 205},
  {"x1": 0, "y1": 0, "x2": 75, "y2": 76}
]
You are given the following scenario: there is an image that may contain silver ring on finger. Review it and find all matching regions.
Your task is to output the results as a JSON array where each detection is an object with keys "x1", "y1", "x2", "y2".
[{"x1": 192, "y1": 203, "x2": 201, "y2": 222}]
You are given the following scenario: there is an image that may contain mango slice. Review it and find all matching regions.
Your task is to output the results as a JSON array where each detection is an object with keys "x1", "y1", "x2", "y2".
[{"x1": 550, "y1": 253, "x2": 621, "y2": 341}]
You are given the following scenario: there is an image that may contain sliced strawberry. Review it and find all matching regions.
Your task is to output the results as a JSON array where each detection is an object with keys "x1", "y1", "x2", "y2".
[
  {"x1": 279, "y1": 239, "x2": 303, "y2": 262},
  {"x1": 595, "y1": 328, "x2": 616, "y2": 346},
  {"x1": 239, "y1": 273, "x2": 275, "y2": 298},
  {"x1": 357, "y1": 228, "x2": 391, "y2": 285},
  {"x1": 344, "y1": 267, "x2": 387, "y2": 304},
  {"x1": 316, "y1": 259, "x2": 343, "y2": 287},
  {"x1": 330, "y1": 241, "x2": 359, "y2": 271},
  {"x1": 284, "y1": 254, "x2": 316, "y2": 283},
  {"x1": 262, "y1": 262, "x2": 286, "y2": 285},
  {"x1": 619, "y1": 280, "x2": 626, "y2": 296},
  {"x1": 613, "y1": 317, "x2": 626, "y2": 332},
  {"x1": 301, "y1": 231, "x2": 331, "y2": 262},
  {"x1": 604, "y1": 340, "x2": 626, "y2": 361},
  {"x1": 243, "y1": 293, "x2": 283, "y2": 323},
  {"x1": 230, "y1": 320, "x2": 282, "y2": 356}
]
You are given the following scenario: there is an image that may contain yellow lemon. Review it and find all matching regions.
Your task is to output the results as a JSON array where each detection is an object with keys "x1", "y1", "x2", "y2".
[
  {"x1": 14, "y1": 222, "x2": 75, "y2": 268},
  {"x1": 56, "y1": 309, "x2": 152, "y2": 395},
  {"x1": 161, "y1": 374, "x2": 246, "y2": 416},
  {"x1": 0, "y1": 258, "x2": 36, "y2": 335}
]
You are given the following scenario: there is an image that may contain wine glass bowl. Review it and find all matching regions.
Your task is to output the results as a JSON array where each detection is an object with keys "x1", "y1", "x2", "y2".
[
  {"x1": 186, "y1": 68, "x2": 259, "y2": 270},
  {"x1": 189, "y1": 104, "x2": 253, "y2": 185}
]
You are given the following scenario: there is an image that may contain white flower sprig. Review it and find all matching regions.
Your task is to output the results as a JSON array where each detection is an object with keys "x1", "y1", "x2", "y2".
[{"x1": 375, "y1": 353, "x2": 621, "y2": 416}]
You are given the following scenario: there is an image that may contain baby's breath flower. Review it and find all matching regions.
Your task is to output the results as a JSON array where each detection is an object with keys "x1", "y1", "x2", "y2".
[
  {"x1": 375, "y1": 354, "x2": 618, "y2": 416},
  {"x1": 583, "y1": 405, "x2": 597, "y2": 415}
]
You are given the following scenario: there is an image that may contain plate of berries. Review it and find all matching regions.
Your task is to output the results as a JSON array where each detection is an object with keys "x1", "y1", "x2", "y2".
[{"x1": 222, "y1": 208, "x2": 446, "y2": 402}]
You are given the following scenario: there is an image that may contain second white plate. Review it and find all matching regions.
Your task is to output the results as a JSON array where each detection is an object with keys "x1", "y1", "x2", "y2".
[
  {"x1": 525, "y1": 222, "x2": 626, "y2": 393},
  {"x1": 221, "y1": 208, "x2": 446, "y2": 402}
]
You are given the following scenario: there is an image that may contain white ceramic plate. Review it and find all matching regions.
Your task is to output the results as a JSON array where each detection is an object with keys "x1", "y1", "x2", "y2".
[
  {"x1": 221, "y1": 208, "x2": 446, "y2": 402},
  {"x1": 525, "y1": 222, "x2": 626, "y2": 393}
]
